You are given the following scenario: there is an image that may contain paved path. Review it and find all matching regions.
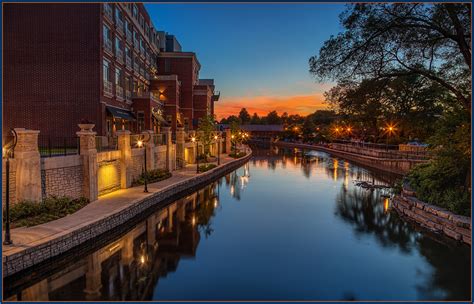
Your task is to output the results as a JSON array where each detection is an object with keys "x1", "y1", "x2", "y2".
[{"x1": 3, "y1": 153, "x2": 238, "y2": 258}]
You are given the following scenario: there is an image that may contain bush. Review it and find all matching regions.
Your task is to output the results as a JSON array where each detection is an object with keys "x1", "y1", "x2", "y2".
[
  {"x1": 229, "y1": 151, "x2": 246, "y2": 159},
  {"x1": 6, "y1": 196, "x2": 90, "y2": 228},
  {"x1": 198, "y1": 163, "x2": 217, "y2": 172},
  {"x1": 133, "y1": 168, "x2": 171, "y2": 186},
  {"x1": 408, "y1": 161, "x2": 470, "y2": 216}
]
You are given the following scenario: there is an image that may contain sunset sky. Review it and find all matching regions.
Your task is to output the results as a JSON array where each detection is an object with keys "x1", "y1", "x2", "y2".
[{"x1": 146, "y1": 4, "x2": 345, "y2": 119}]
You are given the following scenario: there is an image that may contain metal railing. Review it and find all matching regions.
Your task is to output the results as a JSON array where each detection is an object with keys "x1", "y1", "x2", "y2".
[
  {"x1": 329, "y1": 140, "x2": 430, "y2": 160},
  {"x1": 38, "y1": 136, "x2": 80, "y2": 158},
  {"x1": 103, "y1": 4, "x2": 113, "y2": 22},
  {"x1": 126, "y1": 56, "x2": 132, "y2": 69},
  {"x1": 104, "y1": 39, "x2": 113, "y2": 55},
  {"x1": 153, "y1": 133, "x2": 166, "y2": 146},
  {"x1": 116, "y1": 48, "x2": 124, "y2": 63},
  {"x1": 116, "y1": 86, "x2": 124, "y2": 100},
  {"x1": 103, "y1": 81, "x2": 113, "y2": 96},
  {"x1": 96, "y1": 136, "x2": 118, "y2": 152}
]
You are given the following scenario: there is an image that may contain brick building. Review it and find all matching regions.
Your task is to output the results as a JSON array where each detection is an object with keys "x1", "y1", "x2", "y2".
[
  {"x1": 155, "y1": 49, "x2": 220, "y2": 131},
  {"x1": 4, "y1": 3, "x2": 164, "y2": 140}
]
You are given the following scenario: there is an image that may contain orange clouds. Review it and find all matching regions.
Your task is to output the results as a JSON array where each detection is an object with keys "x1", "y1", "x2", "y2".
[{"x1": 215, "y1": 93, "x2": 328, "y2": 120}]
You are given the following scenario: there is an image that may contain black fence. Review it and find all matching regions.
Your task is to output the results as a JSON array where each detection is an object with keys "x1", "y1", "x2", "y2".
[{"x1": 38, "y1": 136, "x2": 80, "y2": 158}]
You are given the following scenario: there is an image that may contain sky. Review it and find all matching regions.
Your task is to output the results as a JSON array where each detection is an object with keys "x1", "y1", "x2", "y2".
[{"x1": 145, "y1": 4, "x2": 345, "y2": 119}]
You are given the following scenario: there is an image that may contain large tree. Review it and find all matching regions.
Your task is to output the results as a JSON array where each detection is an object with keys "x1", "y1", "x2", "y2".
[
  {"x1": 239, "y1": 108, "x2": 251, "y2": 124},
  {"x1": 309, "y1": 3, "x2": 471, "y2": 111}
]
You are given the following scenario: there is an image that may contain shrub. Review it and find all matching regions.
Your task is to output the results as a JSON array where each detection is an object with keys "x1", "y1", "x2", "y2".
[
  {"x1": 133, "y1": 168, "x2": 171, "y2": 186},
  {"x1": 229, "y1": 151, "x2": 246, "y2": 159},
  {"x1": 198, "y1": 163, "x2": 217, "y2": 172},
  {"x1": 6, "y1": 196, "x2": 90, "y2": 228}
]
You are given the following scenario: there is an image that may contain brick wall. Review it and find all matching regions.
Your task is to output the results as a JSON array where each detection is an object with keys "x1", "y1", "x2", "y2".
[
  {"x1": 4, "y1": 4, "x2": 101, "y2": 138},
  {"x1": 154, "y1": 146, "x2": 167, "y2": 170},
  {"x1": 131, "y1": 149, "x2": 145, "y2": 182}
]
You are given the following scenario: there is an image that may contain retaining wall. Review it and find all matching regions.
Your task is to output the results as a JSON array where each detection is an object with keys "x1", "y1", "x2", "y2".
[
  {"x1": 41, "y1": 156, "x2": 83, "y2": 200},
  {"x1": 273, "y1": 141, "x2": 427, "y2": 175},
  {"x1": 392, "y1": 192, "x2": 471, "y2": 245},
  {"x1": 3, "y1": 150, "x2": 252, "y2": 277}
]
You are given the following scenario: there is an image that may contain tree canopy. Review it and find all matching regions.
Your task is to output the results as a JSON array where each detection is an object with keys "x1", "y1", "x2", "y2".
[{"x1": 309, "y1": 3, "x2": 471, "y2": 111}]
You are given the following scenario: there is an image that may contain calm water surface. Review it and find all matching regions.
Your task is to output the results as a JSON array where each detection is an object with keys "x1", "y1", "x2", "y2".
[{"x1": 5, "y1": 147, "x2": 470, "y2": 301}]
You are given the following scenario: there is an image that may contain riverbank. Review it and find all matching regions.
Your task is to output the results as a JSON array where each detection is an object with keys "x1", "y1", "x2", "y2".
[
  {"x1": 272, "y1": 141, "x2": 427, "y2": 175},
  {"x1": 392, "y1": 190, "x2": 471, "y2": 245},
  {"x1": 3, "y1": 148, "x2": 252, "y2": 277}
]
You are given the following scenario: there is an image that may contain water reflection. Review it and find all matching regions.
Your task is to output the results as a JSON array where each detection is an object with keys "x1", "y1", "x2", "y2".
[{"x1": 4, "y1": 147, "x2": 470, "y2": 301}]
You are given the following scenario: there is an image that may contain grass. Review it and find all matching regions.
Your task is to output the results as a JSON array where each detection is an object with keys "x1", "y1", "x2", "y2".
[
  {"x1": 6, "y1": 196, "x2": 90, "y2": 228},
  {"x1": 132, "y1": 168, "x2": 172, "y2": 186},
  {"x1": 198, "y1": 163, "x2": 217, "y2": 172}
]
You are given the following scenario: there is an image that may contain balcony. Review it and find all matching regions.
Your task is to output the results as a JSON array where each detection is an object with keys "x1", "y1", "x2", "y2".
[
  {"x1": 103, "y1": 39, "x2": 113, "y2": 55},
  {"x1": 133, "y1": 39, "x2": 139, "y2": 49},
  {"x1": 116, "y1": 48, "x2": 124, "y2": 63},
  {"x1": 103, "y1": 4, "x2": 113, "y2": 23},
  {"x1": 103, "y1": 81, "x2": 113, "y2": 97},
  {"x1": 125, "y1": 90, "x2": 132, "y2": 101},
  {"x1": 132, "y1": 91, "x2": 161, "y2": 104},
  {"x1": 116, "y1": 86, "x2": 124, "y2": 100},
  {"x1": 126, "y1": 30, "x2": 132, "y2": 43},
  {"x1": 126, "y1": 56, "x2": 132, "y2": 69}
]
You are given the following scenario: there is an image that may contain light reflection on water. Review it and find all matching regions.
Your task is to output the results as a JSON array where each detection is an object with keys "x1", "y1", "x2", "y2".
[{"x1": 4, "y1": 147, "x2": 470, "y2": 301}]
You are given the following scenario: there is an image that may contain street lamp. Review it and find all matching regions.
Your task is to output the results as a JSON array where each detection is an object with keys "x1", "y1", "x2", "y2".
[
  {"x1": 191, "y1": 136, "x2": 199, "y2": 173},
  {"x1": 3, "y1": 128, "x2": 17, "y2": 245},
  {"x1": 231, "y1": 134, "x2": 235, "y2": 155},
  {"x1": 137, "y1": 138, "x2": 148, "y2": 193},
  {"x1": 214, "y1": 134, "x2": 220, "y2": 165}
]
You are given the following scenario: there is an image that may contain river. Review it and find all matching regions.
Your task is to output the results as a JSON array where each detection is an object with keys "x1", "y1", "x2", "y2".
[{"x1": 4, "y1": 147, "x2": 470, "y2": 301}]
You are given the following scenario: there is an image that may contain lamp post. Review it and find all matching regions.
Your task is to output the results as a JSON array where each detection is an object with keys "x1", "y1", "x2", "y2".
[
  {"x1": 214, "y1": 134, "x2": 220, "y2": 165},
  {"x1": 191, "y1": 137, "x2": 199, "y2": 173},
  {"x1": 231, "y1": 134, "x2": 235, "y2": 155},
  {"x1": 137, "y1": 138, "x2": 148, "y2": 193},
  {"x1": 3, "y1": 128, "x2": 17, "y2": 245}
]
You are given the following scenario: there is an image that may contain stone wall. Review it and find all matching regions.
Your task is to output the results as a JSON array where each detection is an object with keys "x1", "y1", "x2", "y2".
[
  {"x1": 130, "y1": 149, "x2": 145, "y2": 182},
  {"x1": 392, "y1": 193, "x2": 471, "y2": 245},
  {"x1": 154, "y1": 145, "x2": 167, "y2": 170},
  {"x1": 41, "y1": 156, "x2": 83, "y2": 200},
  {"x1": 3, "y1": 149, "x2": 253, "y2": 277},
  {"x1": 97, "y1": 151, "x2": 121, "y2": 196},
  {"x1": 2, "y1": 159, "x2": 17, "y2": 206}
]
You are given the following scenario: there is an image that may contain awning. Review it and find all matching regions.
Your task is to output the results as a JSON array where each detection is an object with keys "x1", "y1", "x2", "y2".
[{"x1": 106, "y1": 106, "x2": 136, "y2": 121}]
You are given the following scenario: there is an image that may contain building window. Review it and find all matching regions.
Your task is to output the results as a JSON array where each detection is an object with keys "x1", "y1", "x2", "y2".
[
  {"x1": 132, "y1": 4, "x2": 138, "y2": 18},
  {"x1": 115, "y1": 7, "x2": 123, "y2": 22},
  {"x1": 103, "y1": 59, "x2": 111, "y2": 82},
  {"x1": 115, "y1": 67, "x2": 122, "y2": 86},
  {"x1": 167, "y1": 115, "x2": 172, "y2": 124},
  {"x1": 115, "y1": 37, "x2": 122, "y2": 52},
  {"x1": 103, "y1": 25, "x2": 110, "y2": 41}
]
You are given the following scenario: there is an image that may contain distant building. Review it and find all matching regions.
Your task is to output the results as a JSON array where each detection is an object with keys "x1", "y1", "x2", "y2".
[{"x1": 219, "y1": 124, "x2": 284, "y2": 141}]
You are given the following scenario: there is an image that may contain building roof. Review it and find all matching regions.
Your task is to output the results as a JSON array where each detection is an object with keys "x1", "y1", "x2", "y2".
[{"x1": 219, "y1": 124, "x2": 284, "y2": 132}]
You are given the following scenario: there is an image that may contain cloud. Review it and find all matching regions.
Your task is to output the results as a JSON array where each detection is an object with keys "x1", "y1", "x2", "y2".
[{"x1": 215, "y1": 92, "x2": 328, "y2": 119}]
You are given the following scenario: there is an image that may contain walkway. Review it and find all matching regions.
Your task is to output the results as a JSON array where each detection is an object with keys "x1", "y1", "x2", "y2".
[{"x1": 3, "y1": 152, "x2": 245, "y2": 261}]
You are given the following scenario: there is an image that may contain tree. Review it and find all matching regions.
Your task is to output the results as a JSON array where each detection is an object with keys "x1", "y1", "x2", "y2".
[
  {"x1": 239, "y1": 108, "x2": 251, "y2": 125},
  {"x1": 250, "y1": 113, "x2": 261, "y2": 124},
  {"x1": 309, "y1": 3, "x2": 471, "y2": 112},
  {"x1": 226, "y1": 115, "x2": 241, "y2": 125},
  {"x1": 266, "y1": 111, "x2": 281, "y2": 124},
  {"x1": 197, "y1": 114, "x2": 217, "y2": 161}
]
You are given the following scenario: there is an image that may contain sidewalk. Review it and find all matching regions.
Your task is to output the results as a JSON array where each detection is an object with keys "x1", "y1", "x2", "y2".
[{"x1": 3, "y1": 153, "x2": 241, "y2": 259}]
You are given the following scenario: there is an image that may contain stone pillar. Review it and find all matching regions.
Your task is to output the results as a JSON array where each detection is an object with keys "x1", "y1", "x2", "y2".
[
  {"x1": 77, "y1": 126, "x2": 98, "y2": 202},
  {"x1": 142, "y1": 130, "x2": 155, "y2": 171},
  {"x1": 225, "y1": 129, "x2": 232, "y2": 154},
  {"x1": 117, "y1": 130, "x2": 132, "y2": 189},
  {"x1": 14, "y1": 129, "x2": 42, "y2": 203},
  {"x1": 162, "y1": 127, "x2": 173, "y2": 171},
  {"x1": 84, "y1": 252, "x2": 102, "y2": 300},
  {"x1": 176, "y1": 127, "x2": 185, "y2": 168}
]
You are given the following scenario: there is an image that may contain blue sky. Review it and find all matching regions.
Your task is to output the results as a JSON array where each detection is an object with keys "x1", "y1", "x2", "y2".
[{"x1": 145, "y1": 4, "x2": 345, "y2": 118}]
